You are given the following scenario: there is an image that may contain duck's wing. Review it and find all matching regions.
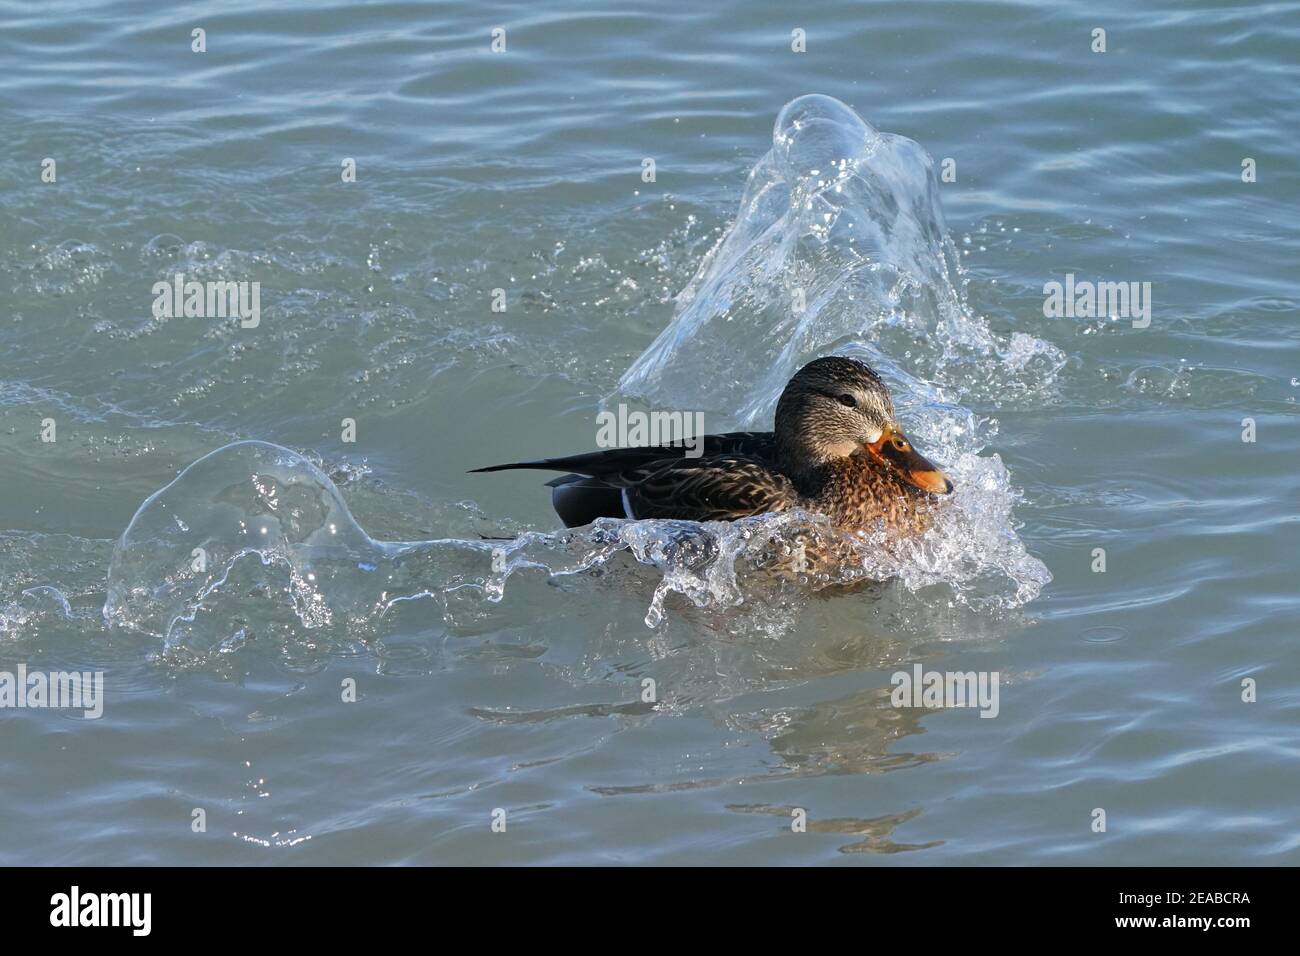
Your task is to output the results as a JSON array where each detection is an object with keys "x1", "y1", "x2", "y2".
[
  {"x1": 469, "y1": 431, "x2": 775, "y2": 479},
  {"x1": 540, "y1": 454, "x2": 797, "y2": 525},
  {"x1": 615, "y1": 454, "x2": 797, "y2": 522}
]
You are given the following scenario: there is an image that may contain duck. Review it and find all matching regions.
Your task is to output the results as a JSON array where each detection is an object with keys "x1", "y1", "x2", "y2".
[{"x1": 472, "y1": 357, "x2": 953, "y2": 540}]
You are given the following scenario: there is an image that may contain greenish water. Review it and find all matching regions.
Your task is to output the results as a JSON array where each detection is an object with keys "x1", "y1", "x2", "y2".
[{"x1": 1, "y1": 0, "x2": 1298, "y2": 864}]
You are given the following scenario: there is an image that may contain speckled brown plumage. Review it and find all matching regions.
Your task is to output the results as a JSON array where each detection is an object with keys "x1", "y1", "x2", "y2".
[
  {"x1": 471, "y1": 356, "x2": 953, "y2": 548},
  {"x1": 805, "y1": 450, "x2": 939, "y2": 536}
]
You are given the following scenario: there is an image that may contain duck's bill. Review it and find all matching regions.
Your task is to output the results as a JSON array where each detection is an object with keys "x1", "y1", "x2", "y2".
[{"x1": 865, "y1": 426, "x2": 954, "y2": 496}]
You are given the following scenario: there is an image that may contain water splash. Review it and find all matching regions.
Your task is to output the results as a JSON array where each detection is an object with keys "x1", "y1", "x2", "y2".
[
  {"x1": 614, "y1": 94, "x2": 1056, "y2": 606},
  {"x1": 104, "y1": 440, "x2": 391, "y2": 641},
  {"x1": 104, "y1": 97, "x2": 1054, "y2": 649},
  {"x1": 102, "y1": 440, "x2": 538, "y2": 647},
  {"x1": 104, "y1": 437, "x2": 1043, "y2": 652},
  {"x1": 620, "y1": 94, "x2": 1064, "y2": 418},
  {"x1": 102, "y1": 441, "x2": 839, "y2": 646}
]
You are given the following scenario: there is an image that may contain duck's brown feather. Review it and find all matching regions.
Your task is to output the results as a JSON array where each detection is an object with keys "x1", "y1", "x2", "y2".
[{"x1": 620, "y1": 454, "x2": 797, "y2": 522}]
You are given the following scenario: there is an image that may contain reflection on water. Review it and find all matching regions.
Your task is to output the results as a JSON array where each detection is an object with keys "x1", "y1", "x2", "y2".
[{"x1": 729, "y1": 805, "x2": 943, "y2": 855}]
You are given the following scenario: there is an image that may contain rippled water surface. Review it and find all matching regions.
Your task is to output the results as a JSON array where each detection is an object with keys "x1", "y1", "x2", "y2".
[{"x1": 1, "y1": 0, "x2": 1298, "y2": 865}]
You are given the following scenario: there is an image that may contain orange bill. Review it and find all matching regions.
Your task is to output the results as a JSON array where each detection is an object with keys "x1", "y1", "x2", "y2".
[{"x1": 865, "y1": 425, "x2": 953, "y2": 495}]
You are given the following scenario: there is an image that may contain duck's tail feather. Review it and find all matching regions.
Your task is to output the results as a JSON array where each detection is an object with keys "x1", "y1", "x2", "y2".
[
  {"x1": 467, "y1": 459, "x2": 557, "y2": 475},
  {"x1": 468, "y1": 434, "x2": 775, "y2": 480},
  {"x1": 468, "y1": 448, "x2": 653, "y2": 477}
]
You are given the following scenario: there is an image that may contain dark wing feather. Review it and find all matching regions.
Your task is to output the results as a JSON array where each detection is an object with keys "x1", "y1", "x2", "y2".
[
  {"x1": 469, "y1": 432, "x2": 775, "y2": 478},
  {"x1": 619, "y1": 455, "x2": 796, "y2": 522}
]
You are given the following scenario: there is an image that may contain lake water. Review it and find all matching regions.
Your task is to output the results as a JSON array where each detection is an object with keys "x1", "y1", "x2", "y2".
[{"x1": 1, "y1": 0, "x2": 1297, "y2": 865}]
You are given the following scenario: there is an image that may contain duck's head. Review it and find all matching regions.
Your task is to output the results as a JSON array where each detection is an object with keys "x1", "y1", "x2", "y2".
[{"x1": 774, "y1": 356, "x2": 953, "y2": 495}]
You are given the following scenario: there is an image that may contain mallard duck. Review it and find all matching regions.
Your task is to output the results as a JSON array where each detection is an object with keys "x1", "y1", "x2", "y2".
[{"x1": 472, "y1": 356, "x2": 952, "y2": 535}]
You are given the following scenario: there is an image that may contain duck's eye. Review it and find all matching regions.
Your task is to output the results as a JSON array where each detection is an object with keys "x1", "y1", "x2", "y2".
[
  {"x1": 837, "y1": 394, "x2": 857, "y2": 408},
  {"x1": 891, "y1": 438, "x2": 909, "y2": 452}
]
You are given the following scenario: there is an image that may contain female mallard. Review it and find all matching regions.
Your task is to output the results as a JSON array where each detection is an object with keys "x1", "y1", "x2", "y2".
[{"x1": 472, "y1": 356, "x2": 952, "y2": 536}]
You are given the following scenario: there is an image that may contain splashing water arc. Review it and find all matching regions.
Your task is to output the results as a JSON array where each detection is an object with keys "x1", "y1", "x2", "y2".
[
  {"x1": 619, "y1": 93, "x2": 1061, "y2": 420},
  {"x1": 103, "y1": 441, "x2": 398, "y2": 640}
]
